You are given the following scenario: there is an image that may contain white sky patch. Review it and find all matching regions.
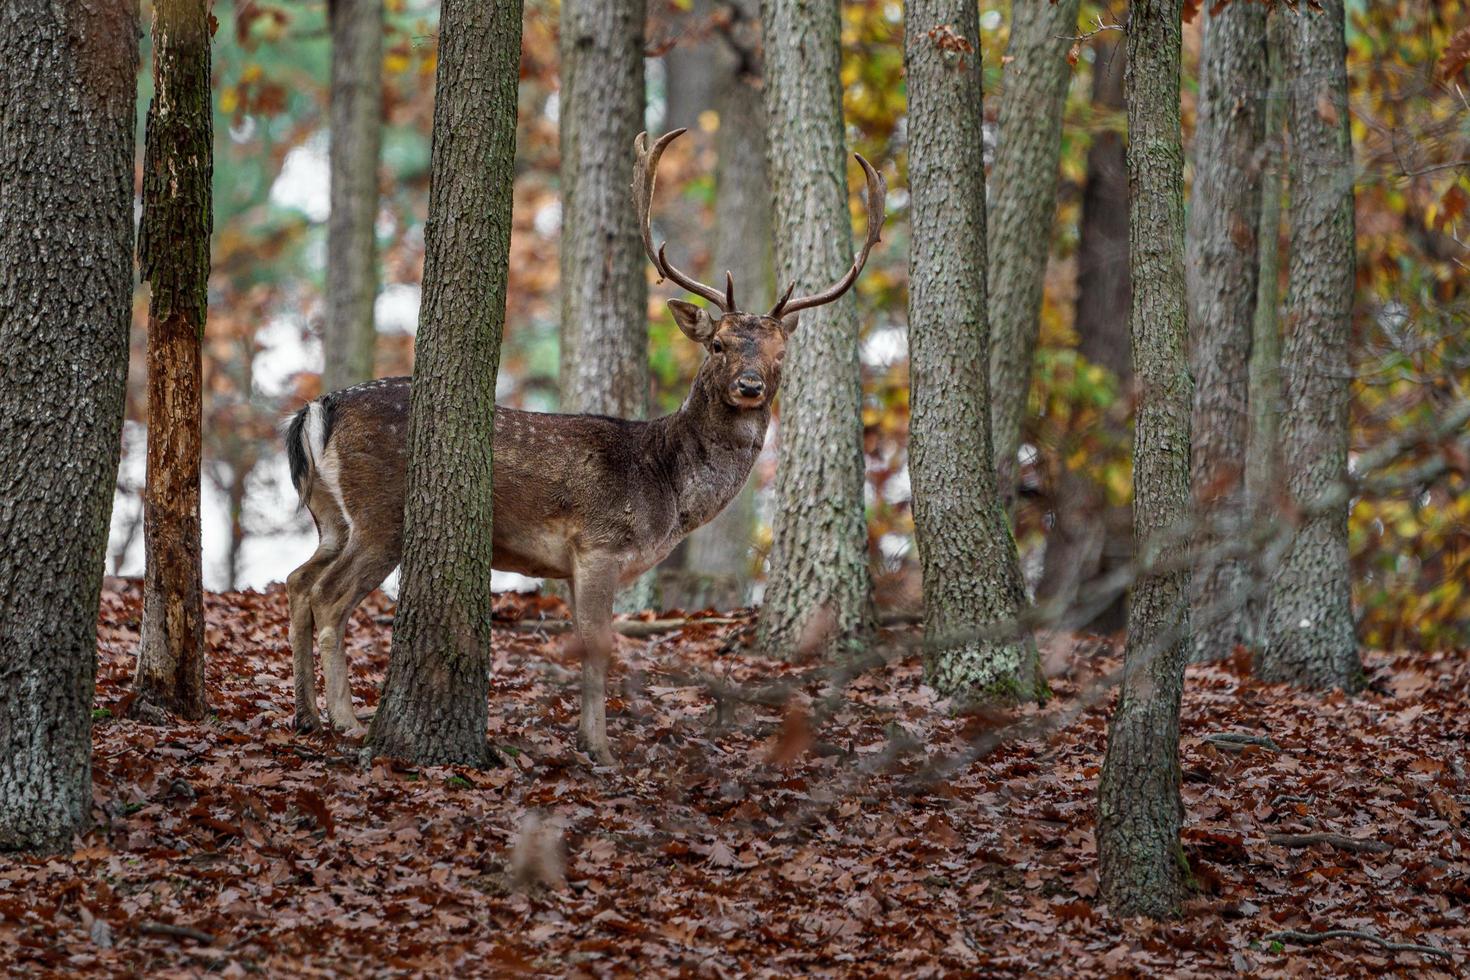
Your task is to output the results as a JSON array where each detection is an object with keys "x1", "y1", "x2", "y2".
[
  {"x1": 270, "y1": 136, "x2": 330, "y2": 222},
  {"x1": 862, "y1": 324, "x2": 908, "y2": 367},
  {"x1": 254, "y1": 315, "x2": 318, "y2": 397},
  {"x1": 375, "y1": 283, "x2": 422, "y2": 335}
]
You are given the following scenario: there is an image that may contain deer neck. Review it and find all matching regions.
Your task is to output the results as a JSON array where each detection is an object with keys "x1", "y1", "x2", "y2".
[{"x1": 654, "y1": 372, "x2": 768, "y2": 537}]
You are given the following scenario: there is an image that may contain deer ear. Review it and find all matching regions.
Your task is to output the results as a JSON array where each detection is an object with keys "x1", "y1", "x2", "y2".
[
  {"x1": 669, "y1": 300, "x2": 717, "y2": 344},
  {"x1": 780, "y1": 312, "x2": 800, "y2": 336}
]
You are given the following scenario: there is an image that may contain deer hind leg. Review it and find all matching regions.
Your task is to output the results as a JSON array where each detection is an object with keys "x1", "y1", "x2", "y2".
[
  {"x1": 287, "y1": 527, "x2": 344, "y2": 732},
  {"x1": 312, "y1": 544, "x2": 399, "y2": 737},
  {"x1": 571, "y1": 554, "x2": 620, "y2": 766}
]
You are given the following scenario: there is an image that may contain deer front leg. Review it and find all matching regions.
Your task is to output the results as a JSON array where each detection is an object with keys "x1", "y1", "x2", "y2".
[{"x1": 571, "y1": 555, "x2": 619, "y2": 766}]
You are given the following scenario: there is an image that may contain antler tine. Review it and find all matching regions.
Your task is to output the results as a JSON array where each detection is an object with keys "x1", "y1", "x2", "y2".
[
  {"x1": 769, "y1": 153, "x2": 887, "y2": 318},
  {"x1": 724, "y1": 271, "x2": 735, "y2": 312},
  {"x1": 631, "y1": 129, "x2": 729, "y2": 310}
]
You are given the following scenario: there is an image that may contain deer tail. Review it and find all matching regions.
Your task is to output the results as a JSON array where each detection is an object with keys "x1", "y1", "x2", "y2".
[{"x1": 283, "y1": 396, "x2": 336, "y2": 506}]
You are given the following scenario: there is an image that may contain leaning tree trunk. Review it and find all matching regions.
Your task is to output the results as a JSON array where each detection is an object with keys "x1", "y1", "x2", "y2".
[
  {"x1": 987, "y1": 0, "x2": 1082, "y2": 501},
  {"x1": 322, "y1": 0, "x2": 384, "y2": 393},
  {"x1": 904, "y1": 0, "x2": 1041, "y2": 702},
  {"x1": 683, "y1": 0, "x2": 770, "y2": 609},
  {"x1": 367, "y1": 0, "x2": 521, "y2": 766},
  {"x1": 756, "y1": 0, "x2": 874, "y2": 661},
  {"x1": 134, "y1": 0, "x2": 214, "y2": 722},
  {"x1": 1185, "y1": 0, "x2": 1267, "y2": 662},
  {"x1": 1096, "y1": 0, "x2": 1193, "y2": 919},
  {"x1": 1037, "y1": 37, "x2": 1131, "y2": 633},
  {"x1": 0, "y1": 0, "x2": 137, "y2": 851},
  {"x1": 558, "y1": 0, "x2": 653, "y2": 611},
  {"x1": 1261, "y1": 0, "x2": 1362, "y2": 690}
]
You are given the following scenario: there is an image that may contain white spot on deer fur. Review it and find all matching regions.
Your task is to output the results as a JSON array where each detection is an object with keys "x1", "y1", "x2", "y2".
[{"x1": 304, "y1": 402, "x2": 327, "y2": 465}]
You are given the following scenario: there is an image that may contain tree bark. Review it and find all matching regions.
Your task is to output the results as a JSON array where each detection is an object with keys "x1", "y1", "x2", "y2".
[
  {"x1": 134, "y1": 0, "x2": 213, "y2": 722},
  {"x1": 0, "y1": 0, "x2": 137, "y2": 850},
  {"x1": 367, "y1": 0, "x2": 522, "y2": 766},
  {"x1": 661, "y1": 0, "x2": 715, "y2": 132},
  {"x1": 756, "y1": 0, "x2": 874, "y2": 661},
  {"x1": 683, "y1": 0, "x2": 769, "y2": 608},
  {"x1": 987, "y1": 0, "x2": 1082, "y2": 501},
  {"x1": 1096, "y1": 0, "x2": 1193, "y2": 918},
  {"x1": 1037, "y1": 37, "x2": 1131, "y2": 633},
  {"x1": 322, "y1": 0, "x2": 383, "y2": 393},
  {"x1": 1185, "y1": 0, "x2": 1266, "y2": 662},
  {"x1": 903, "y1": 0, "x2": 1041, "y2": 702},
  {"x1": 1261, "y1": 1, "x2": 1362, "y2": 690}
]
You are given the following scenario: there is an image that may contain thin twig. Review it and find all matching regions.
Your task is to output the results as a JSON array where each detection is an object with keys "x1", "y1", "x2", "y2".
[
  {"x1": 1266, "y1": 833, "x2": 1393, "y2": 854},
  {"x1": 1204, "y1": 733, "x2": 1282, "y2": 752},
  {"x1": 138, "y1": 921, "x2": 217, "y2": 945},
  {"x1": 1263, "y1": 928, "x2": 1452, "y2": 960}
]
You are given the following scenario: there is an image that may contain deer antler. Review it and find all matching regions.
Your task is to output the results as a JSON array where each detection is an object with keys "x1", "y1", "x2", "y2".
[
  {"x1": 632, "y1": 129, "x2": 731, "y2": 311},
  {"x1": 769, "y1": 154, "x2": 887, "y2": 319}
]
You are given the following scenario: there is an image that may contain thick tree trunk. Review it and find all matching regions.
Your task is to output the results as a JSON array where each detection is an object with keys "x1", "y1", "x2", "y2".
[
  {"x1": 903, "y1": 0, "x2": 1041, "y2": 702},
  {"x1": 1261, "y1": 1, "x2": 1362, "y2": 690},
  {"x1": 367, "y1": 0, "x2": 521, "y2": 766},
  {"x1": 661, "y1": 0, "x2": 714, "y2": 133},
  {"x1": 987, "y1": 0, "x2": 1082, "y2": 500},
  {"x1": 135, "y1": 0, "x2": 213, "y2": 722},
  {"x1": 683, "y1": 0, "x2": 769, "y2": 608},
  {"x1": 1245, "y1": 10, "x2": 1287, "y2": 546},
  {"x1": 1096, "y1": 0, "x2": 1193, "y2": 919},
  {"x1": 1185, "y1": 0, "x2": 1266, "y2": 662},
  {"x1": 559, "y1": 0, "x2": 652, "y2": 611},
  {"x1": 1037, "y1": 38, "x2": 1131, "y2": 633},
  {"x1": 0, "y1": 0, "x2": 137, "y2": 851},
  {"x1": 756, "y1": 0, "x2": 874, "y2": 661},
  {"x1": 322, "y1": 0, "x2": 383, "y2": 393}
]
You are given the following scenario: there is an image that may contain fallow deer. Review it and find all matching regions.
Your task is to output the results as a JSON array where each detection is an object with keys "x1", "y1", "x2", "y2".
[{"x1": 283, "y1": 129, "x2": 885, "y2": 764}]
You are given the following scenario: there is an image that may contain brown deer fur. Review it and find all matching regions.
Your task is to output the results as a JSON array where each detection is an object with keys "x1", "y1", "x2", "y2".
[{"x1": 284, "y1": 129, "x2": 883, "y2": 764}]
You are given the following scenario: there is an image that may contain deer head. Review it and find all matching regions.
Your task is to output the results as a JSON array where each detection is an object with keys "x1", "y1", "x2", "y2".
[{"x1": 632, "y1": 129, "x2": 886, "y2": 412}]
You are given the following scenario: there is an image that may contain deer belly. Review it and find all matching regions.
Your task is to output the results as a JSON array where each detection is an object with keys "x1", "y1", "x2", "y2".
[{"x1": 492, "y1": 522, "x2": 575, "y2": 580}]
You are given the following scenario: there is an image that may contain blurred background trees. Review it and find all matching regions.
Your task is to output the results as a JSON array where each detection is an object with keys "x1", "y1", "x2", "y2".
[{"x1": 100, "y1": 0, "x2": 1470, "y2": 659}]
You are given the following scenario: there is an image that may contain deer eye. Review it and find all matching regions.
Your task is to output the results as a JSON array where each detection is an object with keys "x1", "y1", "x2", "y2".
[{"x1": 711, "y1": 339, "x2": 724, "y2": 354}]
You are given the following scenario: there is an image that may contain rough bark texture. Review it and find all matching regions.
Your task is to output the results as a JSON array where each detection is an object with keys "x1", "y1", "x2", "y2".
[
  {"x1": 903, "y1": 0, "x2": 1040, "y2": 702},
  {"x1": 756, "y1": 0, "x2": 874, "y2": 661},
  {"x1": 1037, "y1": 38, "x2": 1131, "y2": 633},
  {"x1": 558, "y1": 0, "x2": 648, "y2": 418},
  {"x1": 1261, "y1": 1, "x2": 1362, "y2": 690},
  {"x1": 987, "y1": 0, "x2": 1082, "y2": 500},
  {"x1": 0, "y1": 0, "x2": 138, "y2": 850},
  {"x1": 1245, "y1": 9, "x2": 1288, "y2": 632},
  {"x1": 322, "y1": 0, "x2": 383, "y2": 393},
  {"x1": 683, "y1": 0, "x2": 769, "y2": 608},
  {"x1": 1096, "y1": 0, "x2": 1193, "y2": 919},
  {"x1": 1185, "y1": 0, "x2": 1266, "y2": 662},
  {"x1": 367, "y1": 0, "x2": 521, "y2": 766},
  {"x1": 135, "y1": 0, "x2": 213, "y2": 723}
]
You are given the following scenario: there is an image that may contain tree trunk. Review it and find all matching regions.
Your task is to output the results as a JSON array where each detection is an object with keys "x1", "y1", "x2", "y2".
[
  {"x1": 1096, "y1": 0, "x2": 1193, "y2": 919},
  {"x1": 987, "y1": 0, "x2": 1082, "y2": 501},
  {"x1": 134, "y1": 0, "x2": 213, "y2": 722},
  {"x1": 903, "y1": 0, "x2": 1041, "y2": 702},
  {"x1": 367, "y1": 0, "x2": 522, "y2": 766},
  {"x1": 322, "y1": 0, "x2": 384, "y2": 393},
  {"x1": 1185, "y1": 0, "x2": 1266, "y2": 663},
  {"x1": 1037, "y1": 37, "x2": 1131, "y2": 633},
  {"x1": 661, "y1": 0, "x2": 715, "y2": 133},
  {"x1": 1261, "y1": 1, "x2": 1362, "y2": 690},
  {"x1": 682, "y1": 0, "x2": 769, "y2": 609},
  {"x1": 756, "y1": 0, "x2": 874, "y2": 661},
  {"x1": 558, "y1": 0, "x2": 653, "y2": 611},
  {"x1": 1245, "y1": 9, "x2": 1287, "y2": 565},
  {"x1": 0, "y1": 0, "x2": 137, "y2": 851}
]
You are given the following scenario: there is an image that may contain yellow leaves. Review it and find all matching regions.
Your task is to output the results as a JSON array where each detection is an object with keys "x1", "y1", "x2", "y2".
[
  {"x1": 219, "y1": 87, "x2": 238, "y2": 115},
  {"x1": 384, "y1": 52, "x2": 411, "y2": 76}
]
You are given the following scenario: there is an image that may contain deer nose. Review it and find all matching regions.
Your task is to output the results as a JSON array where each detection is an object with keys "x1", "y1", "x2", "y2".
[{"x1": 735, "y1": 373, "x2": 765, "y2": 398}]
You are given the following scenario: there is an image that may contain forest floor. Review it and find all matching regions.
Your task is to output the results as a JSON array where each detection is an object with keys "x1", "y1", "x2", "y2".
[{"x1": 0, "y1": 582, "x2": 1466, "y2": 977}]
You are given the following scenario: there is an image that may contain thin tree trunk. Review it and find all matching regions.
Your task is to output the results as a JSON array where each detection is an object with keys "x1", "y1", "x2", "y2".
[
  {"x1": 988, "y1": 0, "x2": 1082, "y2": 501},
  {"x1": 0, "y1": 0, "x2": 137, "y2": 851},
  {"x1": 661, "y1": 0, "x2": 715, "y2": 133},
  {"x1": 1245, "y1": 9, "x2": 1287, "y2": 556},
  {"x1": 683, "y1": 0, "x2": 769, "y2": 608},
  {"x1": 559, "y1": 0, "x2": 653, "y2": 611},
  {"x1": 1037, "y1": 37, "x2": 1131, "y2": 633},
  {"x1": 1096, "y1": 0, "x2": 1193, "y2": 918},
  {"x1": 1185, "y1": 0, "x2": 1267, "y2": 662},
  {"x1": 135, "y1": 0, "x2": 213, "y2": 722},
  {"x1": 322, "y1": 0, "x2": 383, "y2": 393},
  {"x1": 756, "y1": 0, "x2": 874, "y2": 661},
  {"x1": 367, "y1": 0, "x2": 522, "y2": 766},
  {"x1": 1261, "y1": 0, "x2": 1362, "y2": 690},
  {"x1": 904, "y1": 0, "x2": 1041, "y2": 702}
]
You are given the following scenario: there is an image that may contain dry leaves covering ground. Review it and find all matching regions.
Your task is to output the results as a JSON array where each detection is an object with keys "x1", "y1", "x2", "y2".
[{"x1": 1, "y1": 581, "x2": 1466, "y2": 976}]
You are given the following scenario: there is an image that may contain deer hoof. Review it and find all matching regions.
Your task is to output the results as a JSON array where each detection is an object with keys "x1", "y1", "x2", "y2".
[{"x1": 295, "y1": 708, "x2": 322, "y2": 733}]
